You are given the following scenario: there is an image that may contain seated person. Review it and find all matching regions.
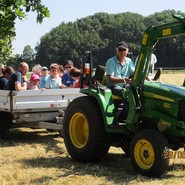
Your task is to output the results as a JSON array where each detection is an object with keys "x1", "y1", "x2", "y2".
[
  {"x1": 39, "y1": 66, "x2": 49, "y2": 88},
  {"x1": 32, "y1": 64, "x2": 42, "y2": 77},
  {"x1": 59, "y1": 65, "x2": 64, "y2": 78},
  {"x1": 0, "y1": 66, "x2": 15, "y2": 89},
  {"x1": 106, "y1": 41, "x2": 135, "y2": 120},
  {"x1": 27, "y1": 74, "x2": 40, "y2": 90},
  {"x1": 62, "y1": 60, "x2": 74, "y2": 87},
  {"x1": 69, "y1": 67, "x2": 81, "y2": 88},
  {"x1": 45, "y1": 64, "x2": 66, "y2": 89},
  {"x1": 6, "y1": 61, "x2": 29, "y2": 91}
]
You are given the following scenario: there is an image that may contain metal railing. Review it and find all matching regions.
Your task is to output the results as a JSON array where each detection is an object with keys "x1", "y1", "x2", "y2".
[{"x1": 155, "y1": 67, "x2": 185, "y2": 70}]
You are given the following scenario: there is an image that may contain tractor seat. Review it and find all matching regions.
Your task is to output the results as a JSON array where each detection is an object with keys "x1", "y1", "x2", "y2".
[
  {"x1": 93, "y1": 65, "x2": 126, "y2": 100},
  {"x1": 93, "y1": 65, "x2": 106, "y2": 85},
  {"x1": 153, "y1": 68, "x2": 162, "y2": 81}
]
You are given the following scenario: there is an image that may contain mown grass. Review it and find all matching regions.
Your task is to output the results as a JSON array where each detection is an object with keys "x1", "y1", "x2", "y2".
[
  {"x1": 0, "y1": 72, "x2": 185, "y2": 185},
  {"x1": 0, "y1": 128, "x2": 185, "y2": 185},
  {"x1": 159, "y1": 70, "x2": 185, "y2": 85}
]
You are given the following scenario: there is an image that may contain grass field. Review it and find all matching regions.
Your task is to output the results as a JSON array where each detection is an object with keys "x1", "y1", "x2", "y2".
[
  {"x1": 0, "y1": 72, "x2": 185, "y2": 185},
  {"x1": 0, "y1": 129, "x2": 185, "y2": 185},
  {"x1": 159, "y1": 70, "x2": 185, "y2": 85}
]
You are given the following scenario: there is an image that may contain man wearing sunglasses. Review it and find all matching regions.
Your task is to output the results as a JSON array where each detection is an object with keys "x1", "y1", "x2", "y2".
[{"x1": 106, "y1": 41, "x2": 135, "y2": 121}]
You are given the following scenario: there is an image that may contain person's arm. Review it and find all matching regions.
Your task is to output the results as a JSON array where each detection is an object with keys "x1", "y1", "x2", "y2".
[
  {"x1": 22, "y1": 75, "x2": 28, "y2": 83},
  {"x1": 107, "y1": 75, "x2": 127, "y2": 84},
  {"x1": 59, "y1": 78, "x2": 67, "y2": 88},
  {"x1": 60, "y1": 83, "x2": 67, "y2": 88},
  {"x1": 151, "y1": 62, "x2": 155, "y2": 78},
  {"x1": 14, "y1": 72, "x2": 27, "y2": 91},
  {"x1": 15, "y1": 81, "x2": 27, "y2": 90}
]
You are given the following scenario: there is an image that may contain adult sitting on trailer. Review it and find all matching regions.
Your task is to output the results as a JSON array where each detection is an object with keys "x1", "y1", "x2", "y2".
[
  {"x1": 0, "y1": 66, "x2": 15, "y2": 90},
  {"x1": 6, "y1": 61, "x2": 29, "y2": 91}
]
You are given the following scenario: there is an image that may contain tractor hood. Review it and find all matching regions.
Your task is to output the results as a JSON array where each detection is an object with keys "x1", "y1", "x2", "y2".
[{"x1": 142, "y1": 81, "x2": 185, "y2": 103}]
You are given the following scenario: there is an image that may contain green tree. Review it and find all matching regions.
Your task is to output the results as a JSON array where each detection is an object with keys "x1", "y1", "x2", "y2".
[
  {"x1": 22, "y1": 45, "x2": 34, "y2": 61},
  {"x1": 35, "y1": 12, "x2": 145, "y2": 67},
  {"x1": 0, "y1": 0, "x2": 50, "y2": 63},
  {"x1": 35, "y1": 10, "x2": 185, "y2": 68}
]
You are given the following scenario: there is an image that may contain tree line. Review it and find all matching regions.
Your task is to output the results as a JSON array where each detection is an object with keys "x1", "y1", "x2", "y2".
[{"x1": 6, "y1": 10, "x2": 185, "y2": 69}]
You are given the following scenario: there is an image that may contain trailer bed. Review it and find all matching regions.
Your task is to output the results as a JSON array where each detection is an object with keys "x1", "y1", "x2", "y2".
[{"x1": 0, "y1": 88, "x2": 83, "y2": 113}]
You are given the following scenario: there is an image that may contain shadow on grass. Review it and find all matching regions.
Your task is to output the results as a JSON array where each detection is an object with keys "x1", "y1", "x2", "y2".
[
  {"x1": 0, "y1": 128, "x2": 63, "y2": 155},
  {"x1": 19, "y1": 153, "x2": 138, "y2": 184},
  {"x1": 19, "y1": 151, "x2": 185, "y2": 185}
]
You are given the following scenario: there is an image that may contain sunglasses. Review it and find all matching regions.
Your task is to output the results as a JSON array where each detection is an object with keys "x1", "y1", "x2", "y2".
[{"x1": 118, "y1": 48, "x2": 127, "y2": 52}]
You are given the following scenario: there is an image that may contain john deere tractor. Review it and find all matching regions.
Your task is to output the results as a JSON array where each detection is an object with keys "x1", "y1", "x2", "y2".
[{"x1": 63, "y1": 14, "x2": 185, "y2": 177}]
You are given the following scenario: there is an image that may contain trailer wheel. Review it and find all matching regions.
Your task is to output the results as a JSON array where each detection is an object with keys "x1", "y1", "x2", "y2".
[
  {"x1": 130, "y1": 129, "x2": 169, "y2": 177},
  {"x1": 0, "y1": 127, "x2": 8, "y2": 139},
  {"x1": 63, "y1": 96, "x2": 110, "y2": 163},
  {"x1": 0, "y1": 112, "x2": 12, "y2": 140}
]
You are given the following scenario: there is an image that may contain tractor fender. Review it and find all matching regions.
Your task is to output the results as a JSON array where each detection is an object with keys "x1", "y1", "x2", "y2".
[{"x1": 80, "y1": 87, "x2": 115, "y2": 125}]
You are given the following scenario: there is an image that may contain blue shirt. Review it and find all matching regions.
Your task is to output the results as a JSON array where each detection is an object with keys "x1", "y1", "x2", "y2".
[
  {"x1": 0, "y1": 76, "x2": 8, "y2": 90},
  {"x1": 62, "y1": 73, "x2": 74, "y2": 87},
  {"x1": 6, "y1": 71, "x2": 23, "y2": 90},
  {"x1": 40, "y1": 75, "x2": 49, "y2": 88},
  {"x1": 106, "y1": 56, "x2": 135, "y2": 87},
  {"x1": 45, "y1": 76, "x2": 62, "y2": 89}
]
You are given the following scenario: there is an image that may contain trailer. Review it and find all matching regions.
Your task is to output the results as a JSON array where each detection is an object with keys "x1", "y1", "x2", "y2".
[{"x1": 0, "y1": 88, "x2": 83, "y2": 139}]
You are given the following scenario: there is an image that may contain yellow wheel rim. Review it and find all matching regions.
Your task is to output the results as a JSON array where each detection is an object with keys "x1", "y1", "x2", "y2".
[
  {"x1": 69, "y1": 112, "x2": 89, "y2": 148},
  {"x1": 134, "y1": 139, "x2": 155, "y2": 170}
]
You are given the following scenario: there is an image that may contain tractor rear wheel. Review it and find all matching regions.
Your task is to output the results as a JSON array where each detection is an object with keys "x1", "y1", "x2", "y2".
[
  {"x1": 63, "y1": 96, "x2": 110, "y2": 163},
  {"x1": 130, "y1": 129, "x2": 169, "y2": 177}
]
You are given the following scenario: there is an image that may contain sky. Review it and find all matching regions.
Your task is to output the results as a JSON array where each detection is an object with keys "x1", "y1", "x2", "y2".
[{"x1": 12, "y1": 0, "x2": 185, "y2": 54}]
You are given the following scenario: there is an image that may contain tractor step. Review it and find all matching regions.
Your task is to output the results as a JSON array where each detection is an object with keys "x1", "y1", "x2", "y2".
[{"x1": 109, "y1": 121, "x2": 126, "y2": 128}]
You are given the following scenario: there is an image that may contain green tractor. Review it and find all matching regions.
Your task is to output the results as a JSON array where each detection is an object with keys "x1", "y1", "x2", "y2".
[{"x1": 63, "y1": 14, "x2": 185, "y2": 177}]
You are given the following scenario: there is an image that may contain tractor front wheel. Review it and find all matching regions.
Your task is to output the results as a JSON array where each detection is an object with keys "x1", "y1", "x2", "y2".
[{"x1": 130, "y1": 129, "x2": 169, "y2": 177}]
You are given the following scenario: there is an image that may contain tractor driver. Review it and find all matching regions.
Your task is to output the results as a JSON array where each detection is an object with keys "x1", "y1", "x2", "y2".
[{"x1": 106, "y1": 41, "x2": 135, "y2": 121}]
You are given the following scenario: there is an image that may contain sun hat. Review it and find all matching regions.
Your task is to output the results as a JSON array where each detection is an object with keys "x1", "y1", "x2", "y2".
[
  {"x1": 42, "y1": 66, "x2": 48, "y2": 71},
  {"x1": 50, "y1": 63, "x2": 59, "y2": 69},
  {"x1": 30, "y1": 74, "x2": 40, "y2": 81}
]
